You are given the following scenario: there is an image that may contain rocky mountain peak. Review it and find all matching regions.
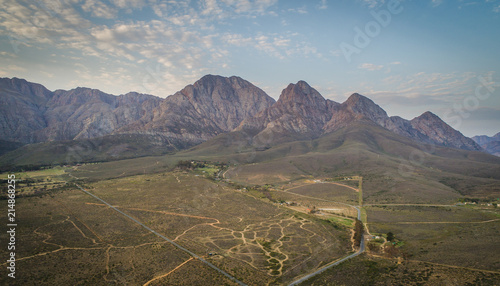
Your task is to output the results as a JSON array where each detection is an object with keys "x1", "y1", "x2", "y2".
[
  {"x1": 277, "y1": 80, "x2": 326, "y2": 107},
  {"x1": 0, "y1": 77, "x2": 52, "y2": 100},
  {"x1": 236, "y1": 80, "x2": 332, "y2": 140},
  {"x1": 323, "y1": 92, "x2": 388, "y2": 133},
  {"x1": 137, "y1": 74, "x2": 275, "y2": 141},
  {"x1": 343, "y1": 93, "x2": 388, "y2": 119},
  {"x1": 192, "y1": 74, "x2": 224, "y2": 92},
  {"x1": 415, "y1": 111, "x2": 439, "y2": 121}
]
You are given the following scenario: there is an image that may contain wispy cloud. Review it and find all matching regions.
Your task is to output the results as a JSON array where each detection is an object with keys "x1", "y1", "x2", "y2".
[
  {"x1": 287, "y1": 6, "x2": 308, "y2": 14},
  {"x1": 370, "y1": 71, "x2": 496, "y2": 104},
  {"x1": 431, "y1": 0, "x2": 443, "y2": 7},
  {"x1": 317, "y1": 0, "x2": 328, "y2": 10},
  {"x1": 359, "y1": 63, "x2": 384, "y2": 71},
  {"x1": 360, "y1": 0, "x2": 386, "y2": 8},
  {"x1": 222, "y1": 32, "x2": 321, "y2": 60},
  {"x1": 82, "y1": 0, "x2": 117, "y2": 19}
]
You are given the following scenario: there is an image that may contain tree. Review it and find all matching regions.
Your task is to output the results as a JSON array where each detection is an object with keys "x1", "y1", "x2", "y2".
[
  {"x1": 175, "y1": 160, "x2": 194, "y2": 170},
  {"x1": 386, "y1": 232, "x2": 394, "y2": 242},
  {"x1": 353, "y1": 219, "x2": 364, "y2": 247}
]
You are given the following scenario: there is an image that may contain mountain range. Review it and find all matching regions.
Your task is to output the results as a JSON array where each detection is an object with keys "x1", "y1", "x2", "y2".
[
  {"x1": 472, "y1": 132, "x2": 500, "y2": 156},
  {"x1": 0, "y1": 75, "x2": 495, "y2": 168}
]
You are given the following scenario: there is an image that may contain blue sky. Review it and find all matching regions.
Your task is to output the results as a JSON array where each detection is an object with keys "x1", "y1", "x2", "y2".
[{"x1": 0, "y1": 0, "x2": 499, "y2": 136}]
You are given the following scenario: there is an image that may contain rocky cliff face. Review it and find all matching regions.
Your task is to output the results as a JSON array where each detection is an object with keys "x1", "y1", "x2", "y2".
[{"x1": 117, "y1": 75, "x2": 275, "y2": 145}]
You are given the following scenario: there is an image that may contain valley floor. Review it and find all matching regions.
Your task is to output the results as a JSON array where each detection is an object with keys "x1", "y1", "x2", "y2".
[{"x1": 1, "y1": 166, "x2": 499, "y2": 285}]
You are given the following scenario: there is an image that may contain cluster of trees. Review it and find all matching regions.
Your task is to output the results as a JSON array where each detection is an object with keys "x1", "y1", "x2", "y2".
[
  {"x1": 353, "y1": 219, "x2": 364, "y2": 247},
  {"x1": 175, "y1": 160, "x2": 227, "y2": 171},
  {"x1": 175, "y1": 160, "x2": 198, "y2": 170},
  {"x1": 249, "y1": 185, "x2": 275, "y2": 201},
  {"x1": 386, "y1": 232, "x2": 394, "y2": 242}
]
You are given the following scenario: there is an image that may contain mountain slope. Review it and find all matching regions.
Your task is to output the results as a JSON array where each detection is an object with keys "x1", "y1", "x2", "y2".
[
  {"x1": 183, "y1": 120, "x2": 500, "y2": 203},
  {"x1": 0, "y1": 133, "x2": 178, "y2": 171}
]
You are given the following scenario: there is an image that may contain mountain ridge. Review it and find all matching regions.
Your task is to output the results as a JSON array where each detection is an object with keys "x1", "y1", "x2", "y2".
[{"x1": 0, "y1": 75, "x2": 487, "y2": 167}]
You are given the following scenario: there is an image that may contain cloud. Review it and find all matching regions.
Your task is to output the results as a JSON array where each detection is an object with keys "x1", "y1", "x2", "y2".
[
  {"x1": 7, "y1": 64, "x2": 26, "y2": 72},
  {"x1": 222, "y1": 32, "x2": 321, "y2": 60},
  {"x1": 0, "y1": 51, "x2": 17, "y2": 58},
  {"x1": 82, "y1": 0, "x2": 117, "y2": 19},
  {"x1": 287, "y1": 6, "x2": 308, "y2": 14},
  {"x1": 366, "y1": 71, "x2": 500, "y2": 111},
  {"x1": 361, "y1": 0, "x2": 386, "y2": 8},
  {"x1": 359, "y1": 63, "x2": 384, "y2": 71},
  {"x1": 196, "y1": 0, "x2": 279, "y2": 20},
  {"x1": 431, "y1": 0, "x2": 443, "y2": 7},
  {"x1": 317, "y1": 0, "x2": 328, "y2": 10},
  {"x1": 110, "y1": 0, "x2": 147, "y2": 10}
]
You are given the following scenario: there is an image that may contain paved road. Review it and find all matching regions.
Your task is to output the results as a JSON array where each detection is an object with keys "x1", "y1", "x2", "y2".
[
  {"x1": 363, "y1": 204, "x2": 456, "y2": 207},
  {"x1": 72, "y1": 181, "x2": 247, "y2": 286},
  {"x1": 288, "y1": 205, "x2": 364, "y2": 286}
]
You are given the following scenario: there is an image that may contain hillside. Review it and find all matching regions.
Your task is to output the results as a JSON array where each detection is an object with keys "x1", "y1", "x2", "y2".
[{"x1": 184, "y1": 120, "x2": 500, "y2": 203}]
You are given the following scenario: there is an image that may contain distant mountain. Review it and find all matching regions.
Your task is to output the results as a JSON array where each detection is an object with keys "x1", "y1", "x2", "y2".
[
  {"x1": 472, "y1": 132, "x2": 500, "y2": 156},
  {"x1": 0, "y1": 76, "x2": 486, "y2": 167}
]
